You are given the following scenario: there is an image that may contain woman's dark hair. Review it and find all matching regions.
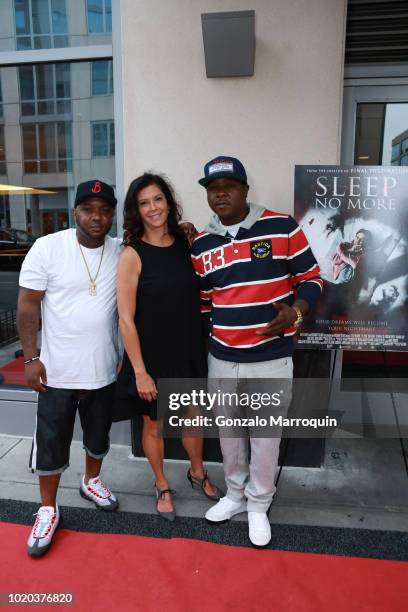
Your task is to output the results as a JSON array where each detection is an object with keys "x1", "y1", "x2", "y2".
[{"x1": 123, "y1": 173, "x2": 185, "y2": 244}]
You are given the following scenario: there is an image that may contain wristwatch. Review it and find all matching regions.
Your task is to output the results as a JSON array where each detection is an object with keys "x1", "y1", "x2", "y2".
[{"x1": 292, "y1": 306, "x2": 303, "y2": 328}]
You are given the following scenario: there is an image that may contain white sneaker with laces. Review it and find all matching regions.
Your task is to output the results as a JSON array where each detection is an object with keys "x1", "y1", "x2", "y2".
[
  {"x1": 205, "y1": 496, "x2": 246, "y2": 523},
  {"x1": 248, "y1": 511, "x2": 271, "y2": 547},
  {"x1": 80, "y1": 475, "x2": 118, "y2": 511},
  {"x1": 27, "y1": 504, "x2": 60, "y2": 557}
]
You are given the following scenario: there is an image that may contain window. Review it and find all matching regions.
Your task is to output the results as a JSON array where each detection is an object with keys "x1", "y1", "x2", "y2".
[
  {"x1": 0, "y1": 229, "x2": 14, "y2": 241},
  {"x1": 2, "y1": 0, "x2": 111, "y2": 51},
  {"x1": 22, "y1": 121, "x2": 72, "y2": 173},
  {"x1": 14, "y1": 0, "x2": 68, "y2": 50},
  {"x1": 391, "y1": 143, "x2": 400, "y2": 162},
  {"x1": 87, "y1": 0, "x2": 112, "y2": 33},
  {"x1": 354, "y1": 103, "x2": 385, "y2": 165},
  {"x1": 91, "y1": 60, "x2": 113, "y2": 96},
  {"x1": 92, "y1": 121, "x2": 115, "y2": 157},
  {"x1": 401, "y1": 154, "x2": 408, "y2": 166},
  {"x1": 402, "y1": 138, "x2": 408, "y2": 154},
  {"x1": 0, "y1": 194, "x2": 10, "y2": 228},
  {"x1": 19, "y1": 63, "x2": 71, "y2": 116},
  {"x1": 355, "y1": 103, "x2": 408, "y2": 165},
  {"x1": 0, "y1": 126, "x2": 6, "y2": 174}
]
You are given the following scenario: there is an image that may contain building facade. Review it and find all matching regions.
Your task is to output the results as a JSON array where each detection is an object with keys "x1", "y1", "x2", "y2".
[{"x1": 0, "y1": 0, "x2": 407, "y2": 427}]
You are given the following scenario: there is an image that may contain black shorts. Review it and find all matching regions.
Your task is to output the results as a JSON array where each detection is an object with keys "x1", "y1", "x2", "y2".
[{"x1": 29, "y1": 383, "x2": 115, "y2": 475}]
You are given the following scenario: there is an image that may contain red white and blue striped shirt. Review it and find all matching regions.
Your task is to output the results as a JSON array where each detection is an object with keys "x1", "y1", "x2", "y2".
[{"x1": 191, "y1": 203, "x2": 323, "y2": 363}]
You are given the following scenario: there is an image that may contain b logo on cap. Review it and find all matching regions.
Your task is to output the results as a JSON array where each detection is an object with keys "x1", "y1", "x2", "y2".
[{"x1": 92, "y1": 181, "x2": 102, "y2": 193}]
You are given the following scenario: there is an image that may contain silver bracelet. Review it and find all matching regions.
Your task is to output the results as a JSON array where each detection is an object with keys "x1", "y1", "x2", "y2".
[{"x1": 24, "y1": 356, "x2": 40, "y2": 365}]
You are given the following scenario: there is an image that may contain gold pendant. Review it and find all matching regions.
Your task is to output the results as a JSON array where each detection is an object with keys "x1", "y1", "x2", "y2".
[{"x1": 89, "y1": 281, "x2": 97, "y2": 296}]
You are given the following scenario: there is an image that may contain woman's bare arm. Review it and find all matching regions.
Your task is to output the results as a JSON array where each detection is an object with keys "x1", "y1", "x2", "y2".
[{"x1": 117, "y1": 246, "x2": 157, "y2": 401}]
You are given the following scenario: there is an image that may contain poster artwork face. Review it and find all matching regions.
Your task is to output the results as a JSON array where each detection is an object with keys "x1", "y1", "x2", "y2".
[{"x1": 294, "y1": 165, "x2": 408, "y2": 351}]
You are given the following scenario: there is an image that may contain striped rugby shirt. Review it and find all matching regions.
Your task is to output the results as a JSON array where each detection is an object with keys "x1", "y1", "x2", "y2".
[{"x1": 191, "y1": 202, "x2": 323, "y2": 363}]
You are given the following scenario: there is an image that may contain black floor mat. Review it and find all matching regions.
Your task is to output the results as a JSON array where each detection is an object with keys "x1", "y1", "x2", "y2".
[{"x1": 1, "y1": 498, "x2": 407, "y2": 561}]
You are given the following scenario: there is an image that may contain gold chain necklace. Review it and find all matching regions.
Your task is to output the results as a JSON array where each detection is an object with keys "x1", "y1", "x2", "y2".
[{"x1": 77, "y1": 239, "x2": 105, "y2": 296}]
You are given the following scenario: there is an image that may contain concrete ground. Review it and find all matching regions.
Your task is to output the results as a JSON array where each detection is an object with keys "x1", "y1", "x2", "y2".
[
  {"x1": 2, "y1": 338, "x2": 407, "y2": 533},
  {"x1": 1, "y1": 427, "x2": 407, "y2": 532}
]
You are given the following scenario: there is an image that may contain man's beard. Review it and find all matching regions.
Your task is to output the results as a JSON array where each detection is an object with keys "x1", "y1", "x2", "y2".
[{"x1": 75, "y1": 218, "x2": 110, "y2": 240}]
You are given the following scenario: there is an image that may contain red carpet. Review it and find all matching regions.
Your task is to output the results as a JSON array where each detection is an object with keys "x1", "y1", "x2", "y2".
[
  {"x1": 0, "y1": 522, "x2": 406, "y2": 612},
  {"x1": 0, "y1": 357, "x2": 25, "y2": 386}
]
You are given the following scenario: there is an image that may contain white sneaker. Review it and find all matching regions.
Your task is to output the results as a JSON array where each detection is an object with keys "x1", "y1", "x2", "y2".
[
  {"x1": 27, "y1": 505, "x2": 60, "y2": 557},
  {"x1": 205, "y1": 496, "x2": 246, "y2": 523},
  {"x1": 248, "y1": 511, "x2": 271, "y2": 547},
  {"x1": 80, "y1": 476, "x2": 118, "y2": 511}
]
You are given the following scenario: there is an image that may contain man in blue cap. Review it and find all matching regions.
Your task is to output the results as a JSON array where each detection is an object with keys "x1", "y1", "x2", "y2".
[
  {"x1": 17, "y1": 180, "x2": 120, "y2": 557},
  {"x1": 191, "y1": 156, "x2": 323, "y2": 547}
]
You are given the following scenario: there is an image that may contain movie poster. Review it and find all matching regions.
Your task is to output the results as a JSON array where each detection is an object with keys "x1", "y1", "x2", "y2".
[{"x1": 294, "y1": 165, "x2": 408, "y2": 351}]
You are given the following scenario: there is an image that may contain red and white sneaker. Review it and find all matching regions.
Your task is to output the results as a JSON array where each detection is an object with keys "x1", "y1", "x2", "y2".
[
  {"x1": 27, "y1": 505, "x2": 60, "y2": 558},
  {"x1": 80, "y1": 475, "x2": 118, "y2": 511}
]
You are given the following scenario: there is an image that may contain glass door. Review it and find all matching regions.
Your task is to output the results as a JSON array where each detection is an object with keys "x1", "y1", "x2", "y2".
[
  {"x1": 340, "y1": 82, "x2": 408, "y2": 452},
  {"x1": 342, "y1": 85, "x2": 408, "y2": 165}
]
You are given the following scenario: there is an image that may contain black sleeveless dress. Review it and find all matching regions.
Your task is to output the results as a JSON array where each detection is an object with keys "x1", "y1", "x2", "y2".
[{"x1": 112, "y1": 237, "x2": 207, "y2": 421}]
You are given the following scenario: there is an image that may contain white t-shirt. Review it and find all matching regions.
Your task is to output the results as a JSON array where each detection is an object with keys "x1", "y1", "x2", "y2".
[{"x1": 19, "y1": 228, "x2": 120, "y2": 389}]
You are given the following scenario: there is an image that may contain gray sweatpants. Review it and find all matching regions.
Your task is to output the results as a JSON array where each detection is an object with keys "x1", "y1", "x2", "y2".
[{"x1": 208, "y1": 353, "x2": 293, "y2": 512}]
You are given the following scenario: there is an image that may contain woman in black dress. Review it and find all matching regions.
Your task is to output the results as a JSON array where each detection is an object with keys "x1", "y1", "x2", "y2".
[{"x1": 114, "y1": 173, "x2": 222, "y2": 520}]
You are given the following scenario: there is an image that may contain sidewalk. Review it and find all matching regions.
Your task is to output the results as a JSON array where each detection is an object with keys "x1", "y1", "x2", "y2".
[{"x1": 1, "y1": 432, "x2": 408, "y2": 531}]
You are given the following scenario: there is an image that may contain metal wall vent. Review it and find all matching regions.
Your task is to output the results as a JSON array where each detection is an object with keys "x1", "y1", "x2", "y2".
[{"x1": 346, "y1": 0, "x2": 408, "y2": 64}]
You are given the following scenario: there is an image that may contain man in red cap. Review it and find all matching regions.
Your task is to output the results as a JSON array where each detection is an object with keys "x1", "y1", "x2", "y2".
[{"x1": 17, "y1": 180, "x2": 119, "y2": 557}]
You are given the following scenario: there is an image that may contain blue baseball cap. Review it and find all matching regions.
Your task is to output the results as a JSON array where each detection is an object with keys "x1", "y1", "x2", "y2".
[{"x1": 198, "y1": 155, "x2": 247, "y2": 188}]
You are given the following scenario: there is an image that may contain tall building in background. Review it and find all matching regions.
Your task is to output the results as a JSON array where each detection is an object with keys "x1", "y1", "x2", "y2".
[
  {"x1": 391, "y1": 129, "x2": 408, "y2": 166},
  {"x1": 0, "y1": 0, "x2": 115, "y2": 237}
]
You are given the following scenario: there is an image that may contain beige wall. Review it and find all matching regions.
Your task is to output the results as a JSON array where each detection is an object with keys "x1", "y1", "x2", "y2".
[{"x1": 119, "y1": 0, "x2": 347, "y2": 229}]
